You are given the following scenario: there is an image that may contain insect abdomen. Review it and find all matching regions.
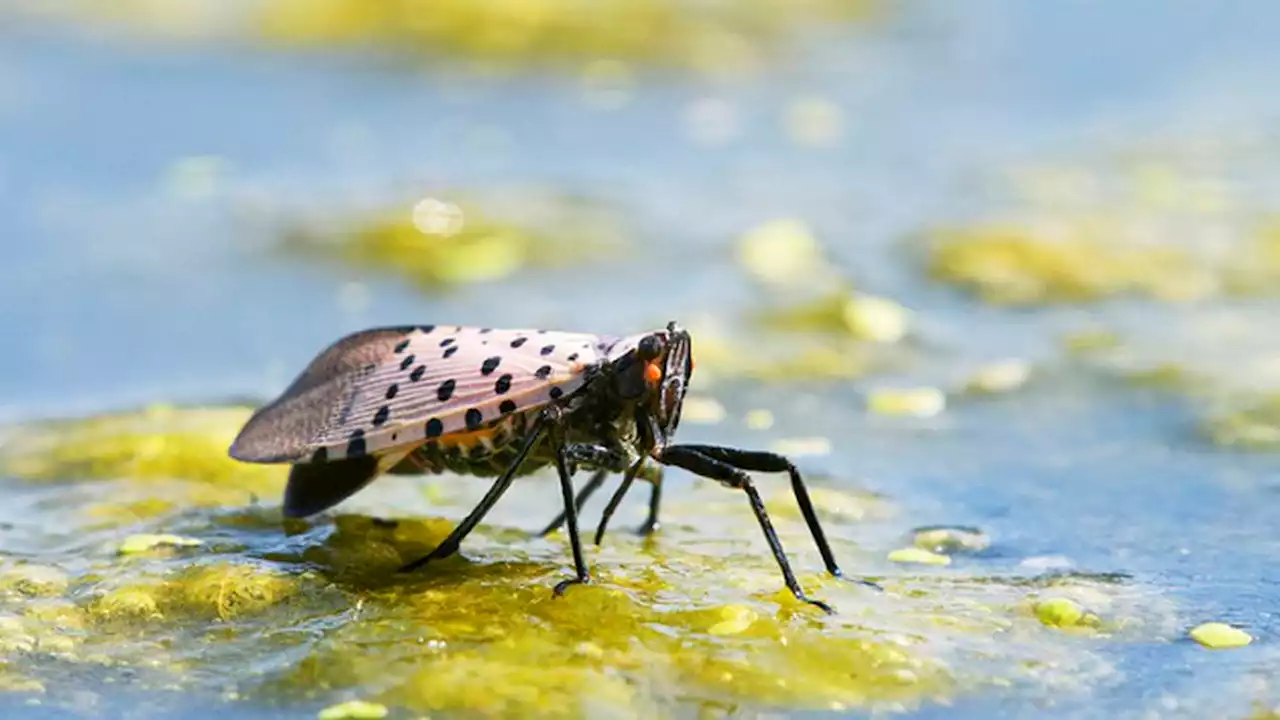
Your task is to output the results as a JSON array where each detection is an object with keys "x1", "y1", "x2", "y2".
[{"x1": 387, "y1": 408, "x2": 553, "y2": 478}]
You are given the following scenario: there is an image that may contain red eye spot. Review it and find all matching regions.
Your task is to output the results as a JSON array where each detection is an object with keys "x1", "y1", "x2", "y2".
[{"x1": 644, "y1": 361, "x2": 662, "y2": 386}]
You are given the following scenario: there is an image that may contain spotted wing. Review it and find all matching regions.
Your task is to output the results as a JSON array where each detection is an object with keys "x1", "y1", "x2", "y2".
[{"x1": 229, "y1": 325, "x2": 610, "y2": 464}]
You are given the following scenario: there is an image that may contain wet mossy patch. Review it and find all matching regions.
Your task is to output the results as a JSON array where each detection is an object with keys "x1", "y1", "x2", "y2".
[
  {"x1": 920, "y1": 140, "x2": 1280, "y2": 306},
  {"x1": 0, "y1": 404, "x2": 284, "y2": 525},
  {"x1": 1202, "y1": 394, "x2": 1280, "y2": 451},
  {"x1": 279, "y1": 194, "x2": 625, "y2": 291},
  {"x1": 28, "y1": 0, "x2": 882, "y2": 76},
  {"x1": 0, "y1": 405, "x2": 1182, "y2": 715},
  {"x1": 0, "y1": 404, "x2": 277, "y2": 491},
  {"x1": 926, "y1": 228, "x2": 1211, "y2": 305}
]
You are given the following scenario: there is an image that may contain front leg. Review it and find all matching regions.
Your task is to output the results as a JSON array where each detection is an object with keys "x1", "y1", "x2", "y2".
[
  {"x1": 535, "y1": 443, "x2": 663, "y2": 543},
  {"x1": 657, "y1": 445, "x2": 835, "y2": 614},
  {"x1": 667, "y1": 444, "x2": 880, "y2": 591},
  {"x1": 668, "y1": 445, "x2": 842, "y2": 576}
]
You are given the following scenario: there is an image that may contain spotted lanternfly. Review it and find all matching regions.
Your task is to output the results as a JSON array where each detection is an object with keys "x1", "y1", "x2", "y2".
[{"x1": 229, "y1": 321, "x2": 869, "y2": 612}]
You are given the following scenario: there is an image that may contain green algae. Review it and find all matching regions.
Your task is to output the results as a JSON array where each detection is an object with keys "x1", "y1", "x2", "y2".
[
  {"x1": 683, "y1": 332, "x2": 877, "y2": 382},
  {"x1": 911, "y1": 526, "x2": 990, "y2": 555},
  {"x1": 1188, "y1": 622, "x2": 1252, "y2": 649},
  {"x1": 86, "y1": 561, "x2": 309, "y2": 623},
  {"x1": 920, "y1": 139, "x2": 1280, "y2": 306},
  {"x1": 118, "y1": 534, "x2": 204, "y2": 556},
  {"x1": 280, "y1": 194, "x2": 624, "y2": 291},
  {"x1": 0, "y1": 563, "x2": 71, "y2": 599},
  {"x1": 255, "y1": 0, "x2": 882, "y2": 76},
  {"x1": 317, "y1": 700, "x2": 388, "y2": 720},
  {"x1": 265, "y1": 554, "x2": 955, "y2": 716},
  {"x1": 30, "y1": 0, "x2": 881, "y2": 76},
  {"x1": 0, "y1": 404, "x2": 279, "y2": 490},
  {"x1": 753, "y1": 287, "x2": 912, "y2": 344},
  {"x1": 1202, "y1": 394, "x2": 1280, "y2": 451},
  {"x1": 888, "y1": 548, "x2": 951, "y2": 566},
  {"x1": 0, "y1": 404, "x2": 285, "y2": 532},
  {"x1": 1031, "y1": 597, "x2": 1101, "y2": 631},
  {"x1": 926, "y1": 227, "x2": 1209, "y2": 306},
  {"x1": 0, "y1": 404, "x2": 1185, "y2": 715}
]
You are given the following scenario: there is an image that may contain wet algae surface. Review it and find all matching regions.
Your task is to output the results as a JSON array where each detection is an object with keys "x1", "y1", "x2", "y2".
[{"x1": 3, "y1": 1, "x2": 1280, "y2": 718}]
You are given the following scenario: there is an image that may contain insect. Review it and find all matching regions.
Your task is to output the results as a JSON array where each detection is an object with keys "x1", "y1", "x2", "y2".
[{"x1": 228, "y1": 321, "x2": 866, "y2": 612}]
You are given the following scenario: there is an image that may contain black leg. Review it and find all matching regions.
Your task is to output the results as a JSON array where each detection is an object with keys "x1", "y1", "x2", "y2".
[
  {"x1": 562, "y1": 443, "x2": 623, "y2": 468},
  {"x1": 535, "y1": 467, "x2": 607, "y2": 537},
  {"x1": 636, "y1": 464, "x2": 664, "y2": 537},
  {"x1": 658, "y1": 445, "x2": 836, "y2": 614},
  {"x1": 668, "y1": 445, "x2": 840, "y2": 573},
  {"x1": 533, "y1": 442, "x2": 620, "y2": 536},
  {"x1": 398, "y1": 413, "x2": 549, "y2": 573},
  {"x1": 552, "y1": 446, "x2": 592, "y2": 596},
  {"x1": 669, "y1": 444, "x2": 879, "y2": 591},
  {"x1": 594, "y1": 458, "x2": 646, "y2": 545}
]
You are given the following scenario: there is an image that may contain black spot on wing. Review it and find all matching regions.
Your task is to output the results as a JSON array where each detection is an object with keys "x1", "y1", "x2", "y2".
[
  {"x1": 227, "y1": 326, "x2": 416, "y2": 464},
  {"x1": 510, "y1": 337, "x2": 528, "y2": 348},
  {"x1": 372, "y1": 406, "x2": 390, "y2": 426},
  {"x1": 437, "y1": 379, "x2": 456, "y2": 402},
  {"x1": 465, "y1": 408, "x2": 483, "y2": 431},
  {"x1": 481, "y1": 356, "x2": 501, "y2": 375},
  {"x1": 410, "y1": 365, "x2": 426, "y2": 382},
  {"x1": 534, "y1": 365, "x2": 553, "y2": 379},
  {"x1": 495, "y1": 374, "x2": 512, "y2": 394},
  {"x1": 400, "y1": 354, "x2": 415, "y2": 371},
  {"x1": 425, "y1": 418, "x2": 444, "y2": 438},
  {"x1": 347, "y1": 430, "x2": 367, "y2": 458},
  {"x1": 499, "y1": 399, "x2": 517, "y2": 415}
]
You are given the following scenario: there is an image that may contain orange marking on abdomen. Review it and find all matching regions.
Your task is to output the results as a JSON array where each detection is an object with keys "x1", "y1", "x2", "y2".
[{"x1": 434, "y1": 426, "x2": 499, "y2": 449}]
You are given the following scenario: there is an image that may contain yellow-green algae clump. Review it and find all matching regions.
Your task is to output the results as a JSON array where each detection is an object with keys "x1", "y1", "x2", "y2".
[
  {"x1": 1202, "y1": 394, "x2": 1280, "y2": 451},
  {"x1": 927, "y1": 227, "x2": 1210, "y2": 305},
  {"x1": 281, "y1": 194, "x2": 624, "y2": 291},
  {"x1": 922, "y1": 143, "x2": 1280, "y2": 305},
  {"x1": 89, "y1": 561, "x2": 306, "y2": 623},
  {"x1": 1188, "y1": 622, "x2": 1252, "y2": 649},
  {"x1": 26, "y1": 0, "x2": 881, "y2": 76},
  {"x1": 0, "y1": 403, "x2": 283, "y2": 523}
]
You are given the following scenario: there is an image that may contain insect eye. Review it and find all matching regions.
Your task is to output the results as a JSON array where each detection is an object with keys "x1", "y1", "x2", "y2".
[
  {"x1": 637, "y1": 335, "x2": 663, "y2": 361},
  {"x1": 644, "y1": 361, "x2": 663, "y2": 386}
]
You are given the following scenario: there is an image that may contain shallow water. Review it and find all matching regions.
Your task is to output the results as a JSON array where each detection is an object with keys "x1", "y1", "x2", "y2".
[{"x1": 3, "y1": 1, "x2": 1280, "y2": 718}]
